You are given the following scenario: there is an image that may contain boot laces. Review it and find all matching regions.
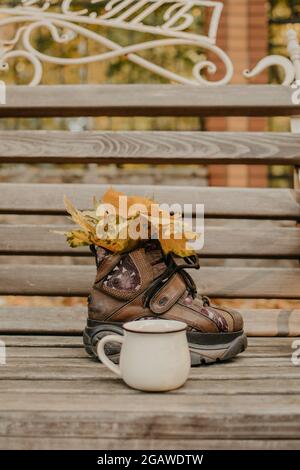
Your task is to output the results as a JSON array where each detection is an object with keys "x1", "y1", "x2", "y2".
[
  {"x1": 143, "y1": 252, "x2": 200, "y2": 308},
  {"x1": 90, "y1": 244, "x2": 210, "y2": 308},
  {"x1": 199, "y1": 295, "x2": 211, "y2": 307}
]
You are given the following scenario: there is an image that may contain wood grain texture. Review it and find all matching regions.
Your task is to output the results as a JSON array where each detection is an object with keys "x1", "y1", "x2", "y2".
[
  {"x1": 1, "y1": 394, "x2": 300, "y2": 440},
  {"x1": 1, "y1": 82, "x2": 300, "y2": 450},
  {"x1": 3, "y1": 377, "x2": 300, "y2": 395},
  {"x1": 242, "y1": 309, "x2": 300, "y2": 337},
  {"x1": 0, "y1": 335, "x2": 83, "y2": 347},
  {"x1": 1, "y1": 183, "x2": 300, "y2": 219},
  {"x1": 0, "y1": 335, "x2": 291, "y2": 348},
  {"x1": 0, "y1": 225, "x2": 299, "y2": 258},
  {"x1": 2, "y1": 437, "x2": 300, "y2": 451},
  {"x1": 3, "y1": 345, "x2": 293, "y2": 359},
  {"x1": 1, "y1": 356, "x2": 295, "y2": 372},
  {"x1": 1, "y1": 85, "x2": 299, "y2": 118},
  {"x1": 0, "y1": 131, "x2": 300, "y2": 164},
  {"x1": 1, "y1": 307, "x2": 300, "y2": 336},
  {"x1": 0, "y1": 265, "x2": 299, "y2": 298},
  {"x1": 1, "y1": 364, "x2": 298, "y2": 381},
  {"x1": 1, "y1": 387, "x2": 299, "y2": 411},
  {"x1": 0, "y1": 306, "x2": 85, "y2": 334},
  {"x1": 3, "y1": 357, "x2": 294, "y2": 368}
]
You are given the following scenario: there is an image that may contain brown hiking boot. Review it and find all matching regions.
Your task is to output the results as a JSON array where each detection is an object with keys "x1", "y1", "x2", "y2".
[{"x1": 84, "y1": 242, "x2": 247, "y2": 366}]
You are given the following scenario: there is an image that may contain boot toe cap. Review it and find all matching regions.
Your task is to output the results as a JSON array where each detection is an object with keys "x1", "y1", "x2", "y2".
[{"x1": 229, "y1": 309, "x2": 244, "y2": 332}]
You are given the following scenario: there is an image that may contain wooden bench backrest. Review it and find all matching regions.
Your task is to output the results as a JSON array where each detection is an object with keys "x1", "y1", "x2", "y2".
[{"x1": 0, "y1": 85, "x2": 299, "y2": 301}]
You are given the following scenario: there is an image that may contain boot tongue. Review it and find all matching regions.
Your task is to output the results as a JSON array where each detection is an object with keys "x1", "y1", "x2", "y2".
[{"x1": 95, "y1": 242, "x2": 159, "y2": 301}]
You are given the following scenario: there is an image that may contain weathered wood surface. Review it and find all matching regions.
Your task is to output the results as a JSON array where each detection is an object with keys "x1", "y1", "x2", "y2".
[
  {"x1": 0, "y1": 82, "x2": 299, "y2": 450},
  {"x1": 2, "y1": 437, "x2": 300, "y2": 451},
  {"x1": 1, "y1": 364, "x2": 298, "y2": 381},
  {"x1": 3, "y1": 376, "x2": 300, "y2": 394},
  {"x1": 3, "y1": 346, "x2": 294, "y2": 359},
  {"x1": 1, "y1": 184, "x2": 300, "y2": 219},
  {"x1": 0, "y1": 307, "x2": 85, "y2": 334},
  {"x1": 1, "y1": 85, "x2": 299, "y2": 118},
  {"x1": 1, "y1": 225, "x2": 299, "y2": 259},
  {"x1": 2, "y1": 356, "x2": 295, "y2": 368},
  {"x1": 0, "y1": 265, "x2": 299, "y2": 298},
  {"x1": 1, "y1": 131, "x2": 300, "y2": 165},
  {"x1": 243, "y1": 309, "x2": 300, "y2": 336},
  {"x1": 1, "y1": 307, "x2": 300, "y2": 337},
  {"x1": 0, "y1": 335, "x2": 291, "y2": 348},
  {"x1": 0, "y1": 337, "x2": 300, "y2": 449},
  {"x1": 0, "y1": 335, "x2": 83, "y2": 347}
]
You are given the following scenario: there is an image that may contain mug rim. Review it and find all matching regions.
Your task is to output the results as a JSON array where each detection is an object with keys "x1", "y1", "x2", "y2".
[{"x1": 123, "y1": 319, "x2": 187, "y2": 334}]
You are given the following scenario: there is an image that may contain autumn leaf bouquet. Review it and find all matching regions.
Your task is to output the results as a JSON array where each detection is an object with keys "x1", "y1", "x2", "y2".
[{"x1": 62, "y1": 188, "x2": 200, "y2": 257}]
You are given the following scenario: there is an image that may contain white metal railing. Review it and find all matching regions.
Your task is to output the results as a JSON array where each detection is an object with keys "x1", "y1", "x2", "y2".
[{"x1": 0, "y1": 0, "x2": 298, "y2": 87}]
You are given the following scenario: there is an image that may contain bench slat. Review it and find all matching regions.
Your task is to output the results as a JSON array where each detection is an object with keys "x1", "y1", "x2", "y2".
[
  {"x1": 0, "y1": 265, "x2": 299, "y2": 298},
  {"x1": 0, "y1": 363, "x2": 297, "y2": 380},
  {"x1": 2, "y1": 376, "x2": 300, "y2": 393},
  {"x1": 1, "y1": 184, "x2": 299, "y2": 219},
  {"x1": 0, "y1": 336, "x2": 293, "y2": 348},
  {"x1": 0, "y1": 357, "x2": 293, "y2": 368},
  {"x1": 2, "y1": 337, "x2": 297, "y2": 449},
  {"x1": 1, "y1": 394, "x2": 300, "y2": 440},
  {"x1": 1, "y1": 85, "x2": 299, "y2": 118},
  {"x1": 1, "y1": 307, "x2": 299, "y2": 337},
  {"x1": 3, "y1": 344, "x2": 295, "y2": 359},
  {"x1": 0, "y1": 225, "x2": 299, "y2": 258},
  {"x1": 0, "y1": 131, "x2": 299, "y2": 165},
  {"x1": 2, "y1": 437, "x2": 300, "y2": 451}
]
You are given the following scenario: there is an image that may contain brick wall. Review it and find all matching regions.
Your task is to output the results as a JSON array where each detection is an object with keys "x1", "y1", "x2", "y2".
[{"x1": 207, "y1": 0, "x2": 269, "y2": 188}]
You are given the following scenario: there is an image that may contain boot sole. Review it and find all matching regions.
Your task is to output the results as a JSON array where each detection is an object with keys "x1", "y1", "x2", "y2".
[
  {"x1": 83, "y1": 321, "x2": 247, "y2": 366},
  {"x1": 188, "y1": 332, "x2": 248, "y2": 365}
]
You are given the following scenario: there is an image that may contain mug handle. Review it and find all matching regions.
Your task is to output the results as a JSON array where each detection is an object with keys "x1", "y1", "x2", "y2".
[{"x1": 97, "y1": 335, "x2": 124, "y2": 377}]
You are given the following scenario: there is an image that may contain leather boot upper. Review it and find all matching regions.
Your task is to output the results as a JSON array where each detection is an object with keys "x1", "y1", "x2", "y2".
[{"x1": 88, "y1": 243, "x2": 243, "y2": 334}]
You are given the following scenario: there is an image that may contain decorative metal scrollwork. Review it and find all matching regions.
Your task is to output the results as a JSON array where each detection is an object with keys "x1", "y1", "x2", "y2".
[
  {"x1": 0, "y1": 0, "x2": 234, "y2": 86},
  {"x1": 244, "y1": 29, "x2": 300, "y2": 86}
]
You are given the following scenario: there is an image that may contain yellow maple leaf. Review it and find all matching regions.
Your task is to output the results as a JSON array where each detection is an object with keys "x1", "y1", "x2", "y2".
[
  {"x1": 62, "y1": 188, "x2": 200, "y2": 258},
  {"x1": 64, "y1": 196, "x2": 96, "y2": 235},
  {"x1": 102, "y1": 188, "x2": 155, "y2": 217},
  {"x1": 93, "y1": 235, "x2": 138, "y2": 254},
  {"x1": 65, "y1": 230, "x2": 91, "y2": 248},
  {"x1": 159, "y1": 235, "x2": 196, "y2": 257},
  {"x1": 101, "y1": 188, "x2": 124, "y2": 211}
]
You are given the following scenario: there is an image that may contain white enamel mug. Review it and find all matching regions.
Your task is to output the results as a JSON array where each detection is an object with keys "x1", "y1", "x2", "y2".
[{"x1": 97, "y1": 319, "x2": 191, "y2": 392}]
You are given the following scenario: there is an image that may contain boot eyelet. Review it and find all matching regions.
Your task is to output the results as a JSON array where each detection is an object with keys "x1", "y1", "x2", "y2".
[{"x1": 159, "y1": 296, "x2": 168, "y2": 306}]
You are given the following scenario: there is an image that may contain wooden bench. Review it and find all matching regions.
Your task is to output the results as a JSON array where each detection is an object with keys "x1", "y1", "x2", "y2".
[{"x1": 0, "y1": 84, "x2": 300, "y2": 450}]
